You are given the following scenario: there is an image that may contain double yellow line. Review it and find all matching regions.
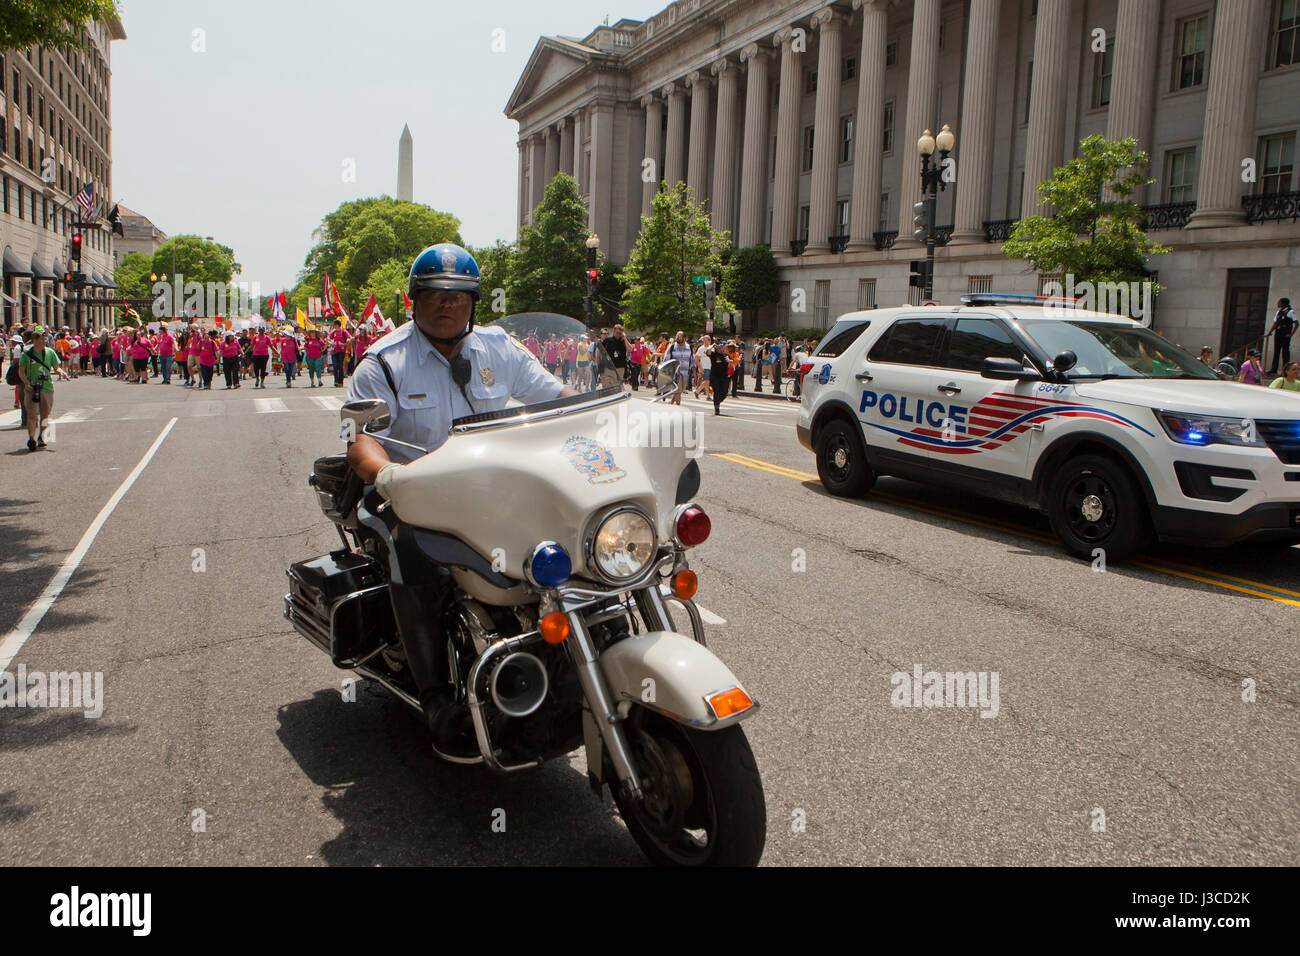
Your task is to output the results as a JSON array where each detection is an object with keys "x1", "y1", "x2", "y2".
[{"x1": 711, "y1": 452, "x2": 1300, "y2": 607}]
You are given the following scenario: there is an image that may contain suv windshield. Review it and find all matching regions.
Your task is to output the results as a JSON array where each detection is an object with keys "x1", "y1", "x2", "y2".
[{"x1": 1017, "y1": 321, "x2": 1217, "y2": 380}]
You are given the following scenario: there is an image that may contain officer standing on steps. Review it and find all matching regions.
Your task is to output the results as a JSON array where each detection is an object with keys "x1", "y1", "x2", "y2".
[{"x1": 343, "y1": 243, "x2": 577, "y2": 750}]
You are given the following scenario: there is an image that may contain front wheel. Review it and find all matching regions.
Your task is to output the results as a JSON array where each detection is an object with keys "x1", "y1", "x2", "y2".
[
  {"x1": 1046, "y1": 454, "x2": 1151, "y2": 562},
  {"x1": 613, "y1": 710, "x2": 765, "y2": 867}
]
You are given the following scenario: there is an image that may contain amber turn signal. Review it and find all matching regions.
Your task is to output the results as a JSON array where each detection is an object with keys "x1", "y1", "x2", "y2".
[
  {"x1": 672, "y1": 569, "x2": 698, "y2": 600},
  {"x1": 540, "y1": 611, "x2": 570, "y2": 644},
  {"x1": 707, "y1": 687, "x2": 753, "y2": 720}
]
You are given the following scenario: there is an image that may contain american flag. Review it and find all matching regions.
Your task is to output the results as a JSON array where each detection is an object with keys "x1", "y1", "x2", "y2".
[{"x1": 75, "y1": 181, "x2": 94, "y2": 213}]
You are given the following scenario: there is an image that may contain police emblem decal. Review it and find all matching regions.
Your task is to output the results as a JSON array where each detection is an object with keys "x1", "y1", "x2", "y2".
[
  {"x1": 562, "y1": 435, "x2": 626, "y2": 484},
  {"x1": 441, "y1": 249, "x2": 458, "y2": 272},
  {"x1": 479, "y1": 367, "x2": 495, "y2": 386}
]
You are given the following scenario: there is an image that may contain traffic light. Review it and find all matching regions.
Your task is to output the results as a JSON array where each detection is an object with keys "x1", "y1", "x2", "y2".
[
  {"x1": 70, "y1": 232, "x2": 82, "y2": 265},
  {"x1": 908, "y1": 260, "x2": 929, "y2": 288},
  {"x1": 703, "y1": 279, "x2": 716, "y2": 311},
  {"x1": 912, "y1": 201, "x2": 929, "y2": 242},
  {"x1": 587, "y1": 269, "x2": 598, "y2": 283}
]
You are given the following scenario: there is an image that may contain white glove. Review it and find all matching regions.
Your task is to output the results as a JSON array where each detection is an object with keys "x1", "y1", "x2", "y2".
[{"x1": 374, "y1": 462, "x2": 403, "y2": 501}]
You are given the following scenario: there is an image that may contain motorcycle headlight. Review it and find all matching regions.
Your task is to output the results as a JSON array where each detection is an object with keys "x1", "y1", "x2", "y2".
[
  {"x1": 588, "y1": 507, "x2": 656, "y2": 582},
  {"x1": 1155, "y1": 410, "x2": 1267, "y2": 447}
]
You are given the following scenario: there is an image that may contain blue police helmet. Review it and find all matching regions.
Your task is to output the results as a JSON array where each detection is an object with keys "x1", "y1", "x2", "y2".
[{"x1": 409, "y1": 243, "x2": 481, "y2": 302}]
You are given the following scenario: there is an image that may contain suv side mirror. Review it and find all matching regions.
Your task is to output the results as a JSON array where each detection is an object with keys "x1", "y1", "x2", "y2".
[
  {"x1": 656, "y1": 359, "x2": 680, "y2": 392},
  {"x1": 1052, "y1": 350, "x2": 1078, "y2": 373},
  {"x1": 342, "y1": 398, "x2": 391, "y2": 434},
  {"x1": 981, "y1": 357, "x2": 1041, "y2": 381}
]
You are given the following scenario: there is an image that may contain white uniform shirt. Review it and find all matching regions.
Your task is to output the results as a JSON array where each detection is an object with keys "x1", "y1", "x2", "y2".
[{"x1": 346, "y1": 322, "x2": 563, "y2": 460}]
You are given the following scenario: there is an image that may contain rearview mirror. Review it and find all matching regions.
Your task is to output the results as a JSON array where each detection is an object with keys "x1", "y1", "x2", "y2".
[
  {"x1": 341, "y1": 398, "x2": 391, "y2": 434},
  {"x1": 656, "y1": 359, "x2": 680, "y2": 393},
  {"x1": 981, "y1": 357, "x2": 1041, "y2": 381}
]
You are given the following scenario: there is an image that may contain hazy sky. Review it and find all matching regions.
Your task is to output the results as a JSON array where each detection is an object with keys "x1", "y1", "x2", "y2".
[{"x1": 111, "y1": 0, "x2": 667, "y2": 293}]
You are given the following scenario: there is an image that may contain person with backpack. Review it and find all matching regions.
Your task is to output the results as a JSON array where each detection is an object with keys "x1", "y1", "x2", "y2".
[{"x1": 15, "y1": 326, "x2": 59, "y2": 451}]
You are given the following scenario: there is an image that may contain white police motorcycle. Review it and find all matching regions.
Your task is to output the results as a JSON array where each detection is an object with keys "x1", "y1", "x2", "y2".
[{"x1": 285, "y1": 313, "x2": 765, "y2": 866}]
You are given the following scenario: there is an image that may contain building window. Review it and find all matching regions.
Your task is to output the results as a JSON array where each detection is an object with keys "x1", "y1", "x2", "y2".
[
  {"x1": 1175, "y1": 15, "x2": 1209, "y2": 88},
  {"x1": 1259, "y1": 132, "x2": 1295, "y2": 193},
  {"x1": 968, "y1": 276, "x2": 994, "y2": 295},
  {"x1": 814, "y1": 280, "x2": 831, "y2": 327},
  {"x1": 878, "y1": 192, "x2": 890, "y2": 232},
  {"x1": 835, "y1": 199, "x2": 850, "y2": 236},
  {"x1": 1164, "y1": 149, "x2": 1197, "y2": 203},
  {"x1": 802, "y1": 126, "x2": 815, "y2": 171},
  {"x1": 16, "y1": 182, "x2": 22, "y2": 221},
  {"x1": 1038, "y1": 273, "x2": 1063, "y2": 294},
  {"x1": 882, "y1": 100, "x2": 895, "y2": 154},
  {"x1": 26, "y1": 83, "x2": 31, "y2": 115},
  {"x1": 857, "y1": 278, "x2": 877, "y2": 310},
  {"x1": 1024, "y1": 60, "x2": 1034, "y2": 124},
  {"x1": 842, "y1": 56, "x2": 856, "y2": 82},
  {"x1": 840, "y1": 115, "x2": 854, "y2": 163},
  {"x1": 1274, "y1": 0, "x2": 1299, "y2": 67},
  {"x1": 805, "y1": 69, "x2": 817, "y2": 94},
  {"x1": 885, "y1": 40, "x2": 898, "y2": 67},
  {"x1": 1092, "y1": 36, "x2": 1113, "y2": 107},
  {"x1": 799, "y1": 204, "x2": 810, "y2": 240},
  {"x1": 2, "y1": 175, "x2": 7, "y2": 214}
]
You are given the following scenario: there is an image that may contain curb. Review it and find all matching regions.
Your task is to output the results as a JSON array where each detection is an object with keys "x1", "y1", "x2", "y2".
[{"x1": 735, "y1": 389, "x2": 799, "y2": 403}]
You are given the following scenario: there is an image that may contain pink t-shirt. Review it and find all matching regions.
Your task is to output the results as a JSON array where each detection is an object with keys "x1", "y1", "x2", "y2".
[
  {"x1": 251, "y1": 334, "x2": 271, "y2": 356},
  {"x1": 544, "y1": 342, "x2": 559, "y2": 363},
  {"x1": 197, "y1": 339, "x2": 217, "y2": 365},
  {"x1": 329, "y1": 329, "x2": 349, "y2": 352},
  {"x1": 157, "y1": 332, "x2": 174, "y2": 356},
  {"x1": 130, "y1": 341, "x2": 150, "y2": 360},
  {"x1": 279, "y1": 339, "x2": 298, "y2": 362},
  {"x1": 305, "y1": 338, "x2": 323, "y2": 359},
  {"x1": 221, "y1": 340, "x2": 240, "y2": 358},
  {"x1": 354, "y1": 333, "x2": 370, "y2": 356}
]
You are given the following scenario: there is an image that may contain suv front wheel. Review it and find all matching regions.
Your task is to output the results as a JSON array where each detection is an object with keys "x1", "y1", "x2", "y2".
[
  {"x1": 816, "y1": 419, "x2": 875, "y2": 496},
  {"x1": 1046, "y1": 454, "x2": 1151, "y2": 562}
]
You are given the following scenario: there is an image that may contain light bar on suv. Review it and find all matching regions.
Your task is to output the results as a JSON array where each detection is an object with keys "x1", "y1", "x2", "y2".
[{"x1": 959, "y1": 293, "x2": 1084, "y2": 307}]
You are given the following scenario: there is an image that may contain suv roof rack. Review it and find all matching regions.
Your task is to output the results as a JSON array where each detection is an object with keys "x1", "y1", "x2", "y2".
[{"x1": 960, "y1": 293, "x2": 1084, "y2": 307}]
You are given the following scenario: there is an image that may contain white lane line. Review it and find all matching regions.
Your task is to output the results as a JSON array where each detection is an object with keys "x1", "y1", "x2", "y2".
[
  {"x1": 0, "y1": 417, "x2": 179, "y2": 671},
  {"x1": 659, "y1": 585, "x2": 727, "y2": 625},
  {"x1": 52, "y1": 406, "x2": 102, "y2": 424},
  {"x1": 310, "y1": 396, "x2": 343, "y2": 410},
  {"x1": 254, "y1": 398, "x2": 289, "y2": 413}
]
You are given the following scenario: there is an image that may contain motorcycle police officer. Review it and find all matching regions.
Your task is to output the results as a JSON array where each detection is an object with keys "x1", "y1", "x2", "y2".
[{"x1": 346, "y1": 243, "x2": 575, "y2": 492}]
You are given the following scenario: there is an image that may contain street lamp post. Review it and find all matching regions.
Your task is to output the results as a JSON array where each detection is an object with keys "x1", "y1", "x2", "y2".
[
  {"x1": 584, "y1": 234, "x2": 600, "y2": 327},
  {"x1": 914, "y1": 124, "x2": 956, "y2": 302}
]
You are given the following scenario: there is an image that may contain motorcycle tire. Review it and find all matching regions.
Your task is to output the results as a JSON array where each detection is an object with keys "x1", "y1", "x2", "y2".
[{"x1": 612, "y1": 709, "x2": 765, "y2": 867}]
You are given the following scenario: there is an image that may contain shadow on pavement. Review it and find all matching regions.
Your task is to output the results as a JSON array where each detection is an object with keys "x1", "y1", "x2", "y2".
[
  {"x1": 0, "y1": 708, "x2": 137, "y2": 753},
  {"x1": 0, "y1": 790, "x2": 35, "y2": 826},
  {"x1": 275, "y1": 685, "x2": 644, "y2": 866}
]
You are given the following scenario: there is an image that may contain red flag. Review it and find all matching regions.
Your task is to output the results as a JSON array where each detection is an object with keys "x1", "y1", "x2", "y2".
[
  {"x1": 362, "y1": 293, "x2": 378, "y2": 323},
  {"x1": 401, "y1": 289, "x2": 412, "y2": 313}
]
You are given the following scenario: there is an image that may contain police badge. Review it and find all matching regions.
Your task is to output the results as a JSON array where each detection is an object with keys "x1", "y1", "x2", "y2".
[{"x1": 479, "y1": 367, "x2": 495, "y2": 386}]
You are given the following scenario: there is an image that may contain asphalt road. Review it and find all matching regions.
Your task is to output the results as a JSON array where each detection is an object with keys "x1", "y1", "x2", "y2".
[{"x1": 1, "y1": 372, "x2": 1296, "y2": 866}]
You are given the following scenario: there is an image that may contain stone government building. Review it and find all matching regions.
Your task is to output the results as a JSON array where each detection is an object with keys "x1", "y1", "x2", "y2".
[{"x1": 506, "y1": 0, "x2": 1300, "y2": 355}]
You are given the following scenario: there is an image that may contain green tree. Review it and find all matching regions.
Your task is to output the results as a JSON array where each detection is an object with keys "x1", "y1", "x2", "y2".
[
  {"x1": 1001, "y1": 135, "x2": 1170, "y2": 287},
  {"x1": 619, "y1": 182, "x2": 733, "y2": 336},
  {"x1": 150, "y1": 235, "x2": 238, "y2": 286},
  {"x1": 294, "y1": 197, "x2": 461, "y2": 315},
  {"x1": 470, "y1": 240, "x2": 516, "y2": 323},
  {"x1": 114, "y1": 252, "x2": 152, "y2": 300},
  {"x1": 509, "y1": 174, "x2": 590, "y2": 318},
  {"x1": 724, "y1": 245, "x2": 780, "y2": 330},
  {"x1": 0, "y1": 0, "x2": 118, "y2": 52}
]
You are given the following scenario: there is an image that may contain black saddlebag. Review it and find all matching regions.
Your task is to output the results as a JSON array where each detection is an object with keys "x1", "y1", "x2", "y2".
[{"x1": 284, "y1": 550, "x2": 394, "y2": 668}]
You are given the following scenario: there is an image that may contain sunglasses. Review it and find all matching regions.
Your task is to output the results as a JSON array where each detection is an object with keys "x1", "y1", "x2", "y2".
[{"x1": 421, "y1": 291, "x2": 472, "y2": 307}]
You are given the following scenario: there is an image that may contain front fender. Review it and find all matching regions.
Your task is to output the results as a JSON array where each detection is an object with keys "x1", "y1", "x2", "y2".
[{"x1": 599, "y1": 631, "x2": 759, "y2": 730}]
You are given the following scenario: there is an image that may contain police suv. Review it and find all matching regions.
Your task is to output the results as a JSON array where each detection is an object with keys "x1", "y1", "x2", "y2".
[{"x1": 796, "y1": 294, "x2": 1300, "y2": 561}]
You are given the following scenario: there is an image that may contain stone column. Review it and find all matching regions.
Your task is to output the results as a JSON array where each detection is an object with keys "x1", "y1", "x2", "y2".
[
  {"x1": 572, "y1": 109, "x2": 585, "y2": 193},
  {"x1": 738, "y1": 43, "x2": 772, "y2": 247},
  {"x1": 711, "y1": 58, "x2": 741, "y2": 235},
  {"x1": 1105, "y1": 0, "x2": 1160, "y2": 203},
  {"x1": 517, "y1": 139, "x2": 528, "y2": 227},
  {"x1": 559, "y1": 116, "x2": 574, "y2": 176},
  {"x1": 1021, "y1": 0, "x2": 1074, "y2": 217},
  {"x1": 686, "y1": 70, "x2": 714, "y2": 200},
  {"x1": 642, "y1": 93, "x2": 664, "y2": 217},
  {"x1": 543, "y1": 127, "x2": 560, "y2": 185},
  {"x1": 663, "y1": 82, "x2": 688, "y2": 187},
  {"x1": 848, "y1": 0, "x2": 887, "y2": 251},
  {"x1": 1187, "y1": 0, "x2": 1270, "y2": 229},
  {"x1": 772, "y1": 26, "x2": 805, "y2": 255},
  {"x1": 529, "y1": 133, "x2": 546, "y2": 214},
  {"x1": 806, "y1": 7, "x2": 846, "y2": 254},
  {"x1": 588, "y1": 101, "x2": 616, "y2": 242},
  {"x1": 951, "y1": 0, "x2": 1001, "y2": 243},
  {"x1": 899, "y1": 0, "x2": 941, "y2": 246}
]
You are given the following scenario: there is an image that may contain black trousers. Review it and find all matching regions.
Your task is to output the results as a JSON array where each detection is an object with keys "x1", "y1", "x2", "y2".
[
  {"x1": 1269, "y1": 335, "x2": 1292, "y2": 374},
  {"x1": 223, "y1": 357, "x2": 239, "y2": 387},
  {"x1": 253, "y1": 354, "x2": 269, "y2": 380},
  {"x1": 711, "y1": 369, "x2": 730, "y2": 412}
]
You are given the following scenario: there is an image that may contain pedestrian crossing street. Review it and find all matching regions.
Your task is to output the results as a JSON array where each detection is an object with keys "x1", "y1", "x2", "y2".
[
  {"x1": 0, "y1": 393, "x2": 346, "y2": 428},
  {"x1": 0, "y1": 391, "x2": 797, "y2": 429}
]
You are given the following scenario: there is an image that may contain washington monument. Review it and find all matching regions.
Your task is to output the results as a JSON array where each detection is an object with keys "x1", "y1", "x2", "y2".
[{"x1": 397, "y1": 124, "x2": 413, "y2": 201}]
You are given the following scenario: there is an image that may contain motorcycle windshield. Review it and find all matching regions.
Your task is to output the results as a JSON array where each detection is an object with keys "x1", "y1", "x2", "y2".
[{"x1": 458, "y1": 312, "x2": 624, "y2": 426}]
